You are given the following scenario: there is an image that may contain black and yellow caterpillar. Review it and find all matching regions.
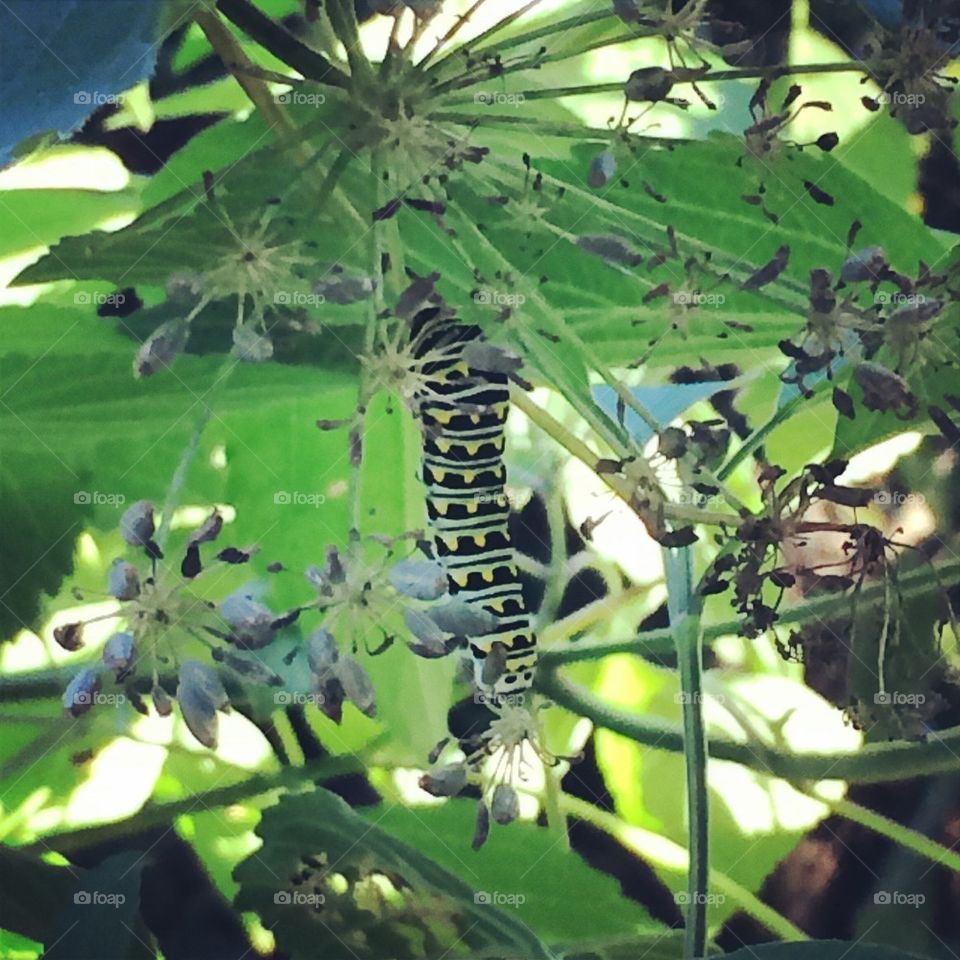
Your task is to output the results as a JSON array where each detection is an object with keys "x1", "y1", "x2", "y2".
[{"x1": 408, "y1": 300, "x2": 537, "y2": 703}]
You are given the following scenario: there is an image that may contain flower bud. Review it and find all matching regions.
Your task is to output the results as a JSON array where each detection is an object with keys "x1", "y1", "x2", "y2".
[
  {"x1": 63, "y1": 668, "x2": 99, "y2": 717},
  {"x1": 103, "y1": 631, "x2": 136, "y2": 679},
  {"x1": 335, "y1": 655, "x2": 377, "y2": 719},
  {"x1": 389, "y1": 558, "x2": 448, "y2": 601},
  {"x1": 491, "y1": 783, "x2": 520, "y2": 825},
  {"x1": 107, "y1": 559, "x2": 141, "y2": 600},
  {"x1": 54, "y1": 621, "x2": 85, "y2": 652},
  {"x1": 419, "y1": 762, "x2": 468, "y2": 798},
  {"x1": 120, "y1": 500, "x2": 156, "y2": 547}
]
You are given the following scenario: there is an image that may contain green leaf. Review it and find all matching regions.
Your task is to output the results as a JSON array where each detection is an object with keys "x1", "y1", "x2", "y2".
[
  {"x1": 365, "y1": 800, "x2": 662, "y2": 943},
  {"x1": 44, "y1": 850, "x2": 152, "y2": 959},
  {"x1": 234, "y1": 790, "x2": 555, "y2": 960},
  {"x1": 0, "y1": 845, "x2": 79, "y2": 944}
]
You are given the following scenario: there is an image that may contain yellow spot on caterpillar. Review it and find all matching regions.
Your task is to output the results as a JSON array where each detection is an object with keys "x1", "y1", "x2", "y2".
[
  {"x1": 444, "y1": 536, "x2": 459, "y2": 551},
  {"x1": 433, "y1": 468, "x2": 446, "y2": 482},
  {"x1": 488, "y1": 600, "x2": 506, "y2": 613},
  {"x1": 430, "y1": 409, "x2": 454, "y2": 425},
  {"x1": 466, "y1": 501, "x2": 478, "y2": 514},
  {"x1": 436, "y1": 438, "x2": 451, "y2": 454},
  {"x1": 510, "y1": 564, "x2": 519, "y2": 576},
  {"x1": 470, "y1": 413, "x2": 480, "y2": 424},
  {"x1": 482, "y1": 568, "x2": 495, "y2": 583},
  {"x1": 463, "y1": 470, "x2": 476, "y2": 484},
  {"x1": 473, "y1": 534, "x2": 487, "y2": 548},
  {"x1": 452, "y1": 573, "x2": 469, "y2": 587},
  {"x1": 465, "y1": 441, "x2": 480, "y2": 455},
  {"x1": 454, "y1": 361, "x2": 470, "y2": 376},
  {"x1": 434, "y1": 501, "x2": 448, "y2": 516}
]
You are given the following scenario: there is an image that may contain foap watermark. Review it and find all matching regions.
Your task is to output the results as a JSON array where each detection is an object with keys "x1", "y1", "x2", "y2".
[
  {"x1": 474, "y1": 890, "x2": 526, "y2": 908},
  {"x1": 274, "y1": 890, "x2": 325, "y2": 906},
  {"x1": 474, "y1": 289, "x2": 526, "y2": 308},
  {"x1": 74, "y1": 690, "x2": 127, "y2": 708},
  {"x1": 474, "y1": 492, "x2": 508, "y2": 507},
  {"x1": 874, "y1": 490, "x2": 925, "y2": 507},
  {"x1": 675, "y1": 891, "x2": 726, "y2": 906},
  {"x1": 874, "y1": 691, "x2": 926, "y2": 706},
  {"x1": 473, "y1": 91, "x2": 525, "y2": 107},
  {"x1": 74, "y1": 290, "x2": 132, "y2": 308},
  {"x1": 874, "y1": 291, "x2": 930, "y2": 307},
  {"x1": 877, "y1": 91, "x2": 925, "y2": 107},
  {"x1": 674, "y1": 691, "x2": 725, "y2": 706},
  {"x1": 274, "y1": 691, "x2": 326, "y2": 706},
  {"x1": 274, "y1": 491, "x2": 326, "y2": 507},
  {"x1": 275, "y1": 90, "x2": 326, "y2": 107},
  {"x1": 874, "y1": 890, "x2": 925, "y2": 907},
  {"x1": 474, "y1": 690, "x2": 527, "y2": 708},
  {"x1": 74, "y1": 91, "x2": 123, "y2": 107},
  {"x1": 676, "y1": 489, "x2": 725, "y2": 508},
  {"x1": 673, "y1": 291, "x2": 725, "y2": 307},
  {"x1": 274, "y1": 291, "x2": 325, "y2": 307},
  {"x1": 74, "y1": 890, "x2": 126, "y2": 907},
  {"x1": 75, "y1": 491, "x2": 126, "y2": 507}
]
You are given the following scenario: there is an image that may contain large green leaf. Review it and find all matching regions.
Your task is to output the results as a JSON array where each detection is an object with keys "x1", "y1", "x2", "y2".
[
  {"x1": 44, "y1": 850, "x2": 152, "y2": 959},
  {"x1": 366, "y1": 800, "x2": 662, "y2": 943},
  {"x1": 233, "y1": 789, "x2": 554, "y2": 960}
]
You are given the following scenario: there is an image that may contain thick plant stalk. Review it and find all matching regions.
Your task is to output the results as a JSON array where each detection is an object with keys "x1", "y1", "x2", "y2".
[
  {"x1": 535, "y1": 667, "x2": 960, "y2": 783},
  {"x1": 664, "y1": 545, "x2": 708, "y2": 959},
  {"x1": 216, "y1": 0, "x2": 348, "y2": 86}
]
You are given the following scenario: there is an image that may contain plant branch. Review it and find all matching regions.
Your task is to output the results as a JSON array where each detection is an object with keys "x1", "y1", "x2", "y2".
[
  {"x1": 427, "y1": 0, "x2": 550, "y2": 73},
  {"x1": 429, "y1": 109, "x2": 685, "y2": 145},
  {"x1": 196, "y1": 9, "x2": 302, "y2": 153},
  {"x1": 156, "y1": 356, "x2": 239, "y2": 551},
  {"x1": 664, "y1": 545, "x2": 707, "y2": 959},
  {"x1": 539, "y1": 558, "x2": 960, "y2": 667},
  {"x1": 499, "y1": 61, "x2": 866, "y2": 101},
  {"x1": 510, "y1": 387, "x2": 739, "y2": 529},
  {"x1": 216, "y1": 0, "x2": 349, "y2": 86},
  {"x1": 326, "y1": 0, "x2": 375, "y2": 85},
  {"x1": 25, "y1": 756, "x2": 360, "y2": 857},
  {"x1": 536, "y1": 667, "x2": 960, "y2": 783},
  {"x1": 801, "y1": 783, "x2": 960, "y2": 874},
  {"x1": 559, "y1": 794, "x2": 808, "y2": 942}
]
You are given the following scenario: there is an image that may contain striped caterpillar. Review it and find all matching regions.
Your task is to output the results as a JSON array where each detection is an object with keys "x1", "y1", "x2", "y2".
[{"x1": 401, "y1": 278, "x2": 537, "y2": 705}]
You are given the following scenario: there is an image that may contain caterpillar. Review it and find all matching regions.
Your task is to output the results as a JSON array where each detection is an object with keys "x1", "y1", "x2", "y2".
[{"x1": 405, "y1": 287, "x2": 537, "y2": 704}]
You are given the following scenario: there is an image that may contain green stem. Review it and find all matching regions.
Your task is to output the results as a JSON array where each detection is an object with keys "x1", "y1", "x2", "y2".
[
  {"x1": 664, "y1": 546, "x2": 707, "y2": 959},
  {"x1": 429, "y1": 109, "x2": 682, "y2": 145},
  {"x1": 510, "y1": 388, "x2": 738, "y2": 529},
  {"x1": 418, "y1": 0, "x2": 490, "y2": 68},
  {"x1": 491, "y1": 61, "x2": 866, "y2": 101},
  {"x1": 427, "y1": 0, "x2": 551, "y2": 73},
  {"x1": 540, "y1": 558, "x2": 960, "y2": 667},
  {"x1": 539, "y1": 582, "x2": 651, "y2": 647},
  {"x1": 559, "y1": 794, "x2": 807, "y2": 942},
  {"x1": 196, "y1": 9, "x2": 302, "y2": 150},
  {"x1": 802, "y1": 785, "x2": 960, "y2": 874},
  {"x1": 24, "y1": 756, "x2": 359, "y2": 857},
  {"x1": 536, "y1": 667, "x2": 960, "y2": 783},
  {"x1": 326, "y1": 0, "x2": 375, "y2": 85},
  {"x1": 215, "y1": 0, "x2": 348, "y2": 86},
  {"x1": 156, "y1": 356, "x2": 239, "y2": 551}
]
